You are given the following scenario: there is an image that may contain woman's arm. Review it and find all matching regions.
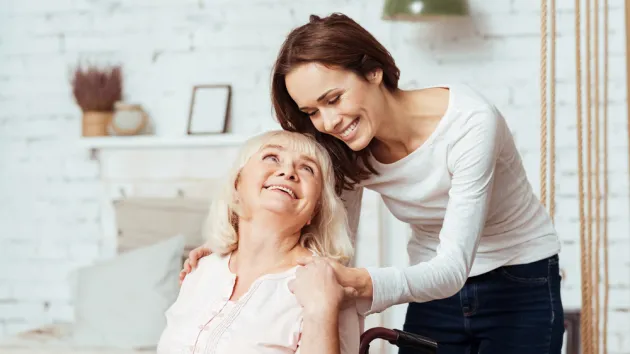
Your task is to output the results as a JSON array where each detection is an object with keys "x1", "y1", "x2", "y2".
[
  {"x1": 337, "y1": 304, "x2": 362, "y2": 354},
  {"x1": 299, "y1": 308, "x2": 341, "y2": 354},
  {"x1": 298, "y1": 303, "x2": 362, "y2": 354}
]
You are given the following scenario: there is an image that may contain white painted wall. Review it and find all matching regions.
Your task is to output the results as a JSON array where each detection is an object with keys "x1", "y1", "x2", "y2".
[{"x1": 1, "y1": 0, "x2": 629, "y2": 352}]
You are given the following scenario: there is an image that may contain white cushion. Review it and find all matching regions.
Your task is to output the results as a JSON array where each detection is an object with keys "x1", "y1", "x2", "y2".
[{"x1": 70, "y1": 235, "x2": 184, "y2": 349}]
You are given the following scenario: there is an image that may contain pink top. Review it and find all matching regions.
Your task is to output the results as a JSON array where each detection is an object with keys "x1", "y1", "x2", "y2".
[{"x1": 157, "y1": 253, "x2": 363, "y2": 354}]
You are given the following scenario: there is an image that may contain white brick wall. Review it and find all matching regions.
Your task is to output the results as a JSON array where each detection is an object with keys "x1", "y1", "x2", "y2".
[{"x1": 1, "y1": 0, "x2": 629, "y2": 352}]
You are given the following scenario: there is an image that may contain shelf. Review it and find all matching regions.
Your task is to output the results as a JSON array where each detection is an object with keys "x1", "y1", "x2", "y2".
[{"x1": 78, "y1": 134, "x2": 253, "y2": 150}]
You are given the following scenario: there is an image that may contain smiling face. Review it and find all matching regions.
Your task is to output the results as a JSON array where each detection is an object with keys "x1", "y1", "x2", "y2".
[
  {"x1": 285, "y1": 63, "x2": 386, "y2": 151},
  {"x1": 235, "y1": 135, "x2": 323, "y2": 227}
]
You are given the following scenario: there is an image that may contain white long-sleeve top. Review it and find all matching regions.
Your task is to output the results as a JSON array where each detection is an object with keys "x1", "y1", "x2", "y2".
[{"x1": 346, "y1": 83, "x2": 560, "y2": 315}]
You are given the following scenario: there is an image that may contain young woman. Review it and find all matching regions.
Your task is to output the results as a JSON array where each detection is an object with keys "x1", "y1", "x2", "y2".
[{"x1": 182, "y1": 13, "x2": 564, "y2": 354}]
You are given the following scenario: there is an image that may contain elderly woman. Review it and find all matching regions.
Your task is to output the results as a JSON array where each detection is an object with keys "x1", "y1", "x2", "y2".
[{"x1": 157, "y1": 130, "x2": 362, "y2": 354}]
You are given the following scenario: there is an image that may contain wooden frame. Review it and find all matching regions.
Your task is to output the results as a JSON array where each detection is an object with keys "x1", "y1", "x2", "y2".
[{"x1": 186, "y1": 84, "x2": 231, "y2": 135}]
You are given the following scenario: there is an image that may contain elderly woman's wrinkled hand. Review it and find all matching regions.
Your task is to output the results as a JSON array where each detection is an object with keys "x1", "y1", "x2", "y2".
[{"x1": 288, "y1": 258, "x2": 347, "y2": 317}]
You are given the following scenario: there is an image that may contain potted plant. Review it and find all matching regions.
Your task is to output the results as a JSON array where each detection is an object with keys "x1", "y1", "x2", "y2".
[{"x1": 71, "y1": 64, "x2": 123, "y2": 137}]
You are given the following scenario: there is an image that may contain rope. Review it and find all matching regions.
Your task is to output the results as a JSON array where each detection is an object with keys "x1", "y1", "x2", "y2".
[
  {"x1": 602, "y1": 1, "x2": 610, "y2": 352},
  {"x1": 626, "y1": 4, "x2": 630, "y2": 330},
  {"x1": 540, "y1": 0, "x2": 557, "y2": 222},
  {"x1": 586, "y1": 8, "x2": 595, "y2": 348},
  {"x1": 586, "y1": 0, "x2": 596, "y2": 351},
  {"x1": 593, "y1": 0, "x2": 601, "y2": 351},
  {"x1": 540, "y1": 0, "x2": 548, "y2": 209},
  {"x1": 550, "y1": 0, "x2": 556, "y2": 222},
  {"x1": 575, "y1": 0, "x2": 593, "y2": 352}
]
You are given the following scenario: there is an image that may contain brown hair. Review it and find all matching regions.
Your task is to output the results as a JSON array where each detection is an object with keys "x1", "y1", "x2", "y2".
[{"x1": 271, "y1": 13, "x2": 401, "y2": 195}]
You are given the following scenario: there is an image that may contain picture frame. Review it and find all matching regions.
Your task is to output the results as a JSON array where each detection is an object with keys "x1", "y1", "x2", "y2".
[{"x1": 187, "y1": 84, "x2": 231, "y2": 135}]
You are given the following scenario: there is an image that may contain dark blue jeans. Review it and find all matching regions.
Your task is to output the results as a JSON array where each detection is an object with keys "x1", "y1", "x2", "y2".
[{"x1": 400, "y1": 255, "x2": 564, "y2": 354}]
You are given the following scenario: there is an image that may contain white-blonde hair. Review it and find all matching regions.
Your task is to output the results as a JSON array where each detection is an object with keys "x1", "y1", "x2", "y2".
[{"x1": 202, "y1": 130, "x2": 354, "y2": 265}]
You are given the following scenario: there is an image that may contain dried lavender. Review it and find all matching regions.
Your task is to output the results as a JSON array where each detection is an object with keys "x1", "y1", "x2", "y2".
[{"x1": 71, "y1": 64, "x2": 123, "y2": 112}]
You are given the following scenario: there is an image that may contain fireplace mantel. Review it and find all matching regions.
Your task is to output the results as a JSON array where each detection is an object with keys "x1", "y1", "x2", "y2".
[{"x1": 79, "y1": 134, "x2": 254, "y2": 159}]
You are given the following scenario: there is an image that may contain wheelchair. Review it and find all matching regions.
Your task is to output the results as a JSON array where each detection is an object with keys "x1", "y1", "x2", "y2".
[{"x1": 359, "y1": 327, "x2": 438, "y2": 354}]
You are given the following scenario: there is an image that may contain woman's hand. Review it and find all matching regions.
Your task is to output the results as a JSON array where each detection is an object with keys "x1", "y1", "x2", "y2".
[
  {"x1": 288, "y1": 258, "x2": 345, "y2": 317},
  {"x1": 296, "y1": 256, "x2": 372, "y2": 302},
  {"x1": 290, "y1": 258, "x2": 349, "y2": 354},
  {"x1": 179, "y1": 245, "x2": 212, "y2": 285}
]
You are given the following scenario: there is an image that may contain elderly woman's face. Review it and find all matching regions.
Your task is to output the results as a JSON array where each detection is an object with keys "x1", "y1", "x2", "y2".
[{"x1": 236, "y1": 137, "x2": 323, "y2": 225}]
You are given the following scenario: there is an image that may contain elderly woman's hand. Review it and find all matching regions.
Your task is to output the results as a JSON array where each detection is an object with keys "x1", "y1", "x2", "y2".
[
  {"x1": 296, "y1": 256, "x2": 373, "y2": 303},
  {"x1": 288, "y1": 258, "x2": 346, "y2": 317}
]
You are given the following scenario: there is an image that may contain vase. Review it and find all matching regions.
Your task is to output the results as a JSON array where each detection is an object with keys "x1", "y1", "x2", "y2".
[
  {"x1": 82, "y1": 111, "x2": 113, "y2": 137},
  {"x1": 111, "y1": 102, "x2": 148, "y2": 136}
]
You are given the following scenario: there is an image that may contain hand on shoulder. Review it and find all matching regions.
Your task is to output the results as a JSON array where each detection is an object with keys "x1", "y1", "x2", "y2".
[{"x1": 179, "y1": 244, "x2": 212, "y2": 285}]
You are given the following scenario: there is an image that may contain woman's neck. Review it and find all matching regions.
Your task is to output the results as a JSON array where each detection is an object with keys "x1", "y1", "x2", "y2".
[
  {"x1": 372, "y1": 87, "x2": 449, "y2": 160},
  {"x1": 230, "y1": 216, "x2": 309, "y2": 277}
]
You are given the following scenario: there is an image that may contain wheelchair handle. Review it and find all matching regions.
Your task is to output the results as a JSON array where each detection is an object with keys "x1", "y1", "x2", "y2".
[
  {"x1": 359, "y1": 327, "x2": 437, "y2": 354},
  {"x1": 393, "y1": 328, "x2": 438, "y2": 350}
]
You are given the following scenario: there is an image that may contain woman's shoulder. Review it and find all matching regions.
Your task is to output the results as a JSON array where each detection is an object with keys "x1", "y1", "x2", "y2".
[
  {"x1": 165, "y1": 253, "x2": 232, "y2": 319},
  {"x1": 199, "y1": 251, "x2": 230, "y2": 266},
  {"x1": 445, "y1": 83, "x2": 497, "y2": 113},
  {"x1": 436, "y1": 83, "x2": 504, "y2": 132},
  {"x1": 184, "y1": 252, "x2": 231, "y2": 284}
]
